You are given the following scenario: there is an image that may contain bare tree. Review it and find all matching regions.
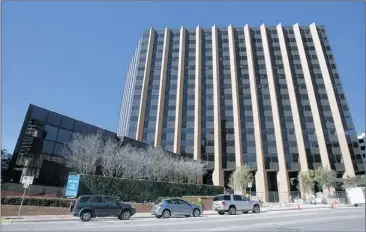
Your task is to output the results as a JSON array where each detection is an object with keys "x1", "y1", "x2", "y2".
[
  {"x1": 228, "y1": 164, "x2": 253, "y2": 194},
  {"x1": 63, "y1": 132, "x2": 105, "y2": 175},
  {"x1": 297, "y1": 170, "x2": 315, "y2": 199},
  {"x1": 314, "y1": 166, "x2": 338, "y2": 196},
  {"x1": 65, "y1": 132, "x2": 208, "y2": 183},
  {"x1": 99, "y1": 139, "x2": 123, "y2": 177}
]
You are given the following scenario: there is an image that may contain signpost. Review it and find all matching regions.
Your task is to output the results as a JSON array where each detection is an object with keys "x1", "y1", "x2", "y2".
[
  {"x1": 65, "y1": 173, "x2": 80, "y2": 198},
  {"x1": 18, "y1": 176, "x2": 34, "y2": 218},
  {"x1": 248, "y1": 182, "x2": 253, "y2": 197}
]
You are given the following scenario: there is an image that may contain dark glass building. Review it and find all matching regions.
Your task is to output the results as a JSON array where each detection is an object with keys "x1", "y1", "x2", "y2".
[
  {"x1": 117, "y1": 23, "x2": 364, "y2": 202},
  {"x1": 6, "y1": 104, "x2": 183, "y2": 187}
]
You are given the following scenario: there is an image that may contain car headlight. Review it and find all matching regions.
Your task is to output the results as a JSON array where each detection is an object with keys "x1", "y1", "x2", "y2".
[{"x1": 131, "y1": 205, "x2": 135, "y2": 208}]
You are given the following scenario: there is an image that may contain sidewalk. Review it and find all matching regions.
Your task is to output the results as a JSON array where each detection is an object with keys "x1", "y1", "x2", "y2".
[
  {"x1": 263, "y1": 203, "x2": 352, "y2": 212},
  {"x1": 2, "y1": 204, "x2": 352, "y2": 223}
]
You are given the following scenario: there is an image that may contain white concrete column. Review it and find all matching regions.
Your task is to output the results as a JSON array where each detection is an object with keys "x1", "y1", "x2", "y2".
[
  {"x1": 136, "y1": 28, "x2": 155, "y2": 141},
  {"x1": 154, "y1": 28, "x2": 171, "y2": 146},
  {"x1": 194, "y1": 26, "x2": 202, "y2": 161},
  {"x1": 276, "y1": 24, "x2": 308, "y2": 172},
  {"x1": 173, "y1": 27, "x2": 186, "y2": 154},
  {"x1": 194, "y1": 26, "x2": 203, "y2": 184},
  {"x1": 212, "y1": 25, "x2": 224, "y2": 186},
  {"x1": 227, "y1": 25, "x2": 243, "y2": 168},
  {"x1": 260, "y1": 24, "x2": 290, "y2": 203},
  {"x1": 309, "y1": 23, "x2": 355, "y2": 177},
  {"x1": 277, "y1": 24, "x2": 309, "y2": 200},
  {"x1": 244, "y1": 25, "x2": 268, "y2": 202},
  {"x1": 293, "y1": 23, "x2": 331, "y2": 169}
]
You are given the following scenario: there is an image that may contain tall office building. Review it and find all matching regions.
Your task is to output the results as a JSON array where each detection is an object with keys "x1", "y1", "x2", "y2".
[
  {"x1": 118, "y1": 23, "x2": 364, "y2": 202},
  {"x1": 358, "y1": 133, "x2": 366, "y2": 168}
]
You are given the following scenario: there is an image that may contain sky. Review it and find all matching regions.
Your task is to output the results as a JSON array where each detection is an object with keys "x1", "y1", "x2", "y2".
[{"x1": 2, "y1": 1, "x2": 365, "y2": 153}]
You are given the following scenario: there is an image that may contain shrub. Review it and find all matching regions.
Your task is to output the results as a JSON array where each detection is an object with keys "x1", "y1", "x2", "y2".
[
  {"x1": 2, "y1": 196, "x2": 73, "y2": 207},
  {"x1": 78, "y1": 174, "x2": 224, "y2": 203}
]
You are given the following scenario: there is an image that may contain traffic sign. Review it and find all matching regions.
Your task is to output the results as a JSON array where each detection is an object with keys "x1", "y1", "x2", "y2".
[
  {"x1": 21, "y1": 176, "x2": 34, "y2": 186},
  {"x1": 248, "y1": 182, "x2": 252, "y2": 188}
]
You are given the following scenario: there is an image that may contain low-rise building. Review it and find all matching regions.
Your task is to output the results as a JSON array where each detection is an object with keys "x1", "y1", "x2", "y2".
[{"x1": 5, "y1": 104, "x2": 186, "y2": 187}]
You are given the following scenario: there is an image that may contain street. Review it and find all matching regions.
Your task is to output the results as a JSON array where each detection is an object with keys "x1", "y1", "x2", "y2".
[{"x1": 2, "y1": 207, "x2": 365, "y2": 231}]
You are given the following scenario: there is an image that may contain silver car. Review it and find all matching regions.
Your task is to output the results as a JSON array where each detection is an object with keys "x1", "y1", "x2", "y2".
[
  {"x1": 212, "y1": 194, "x2": 261, "y2": 215},
  {"x1": 151, "y1": 198, "x2": 202, "y2": 219}
]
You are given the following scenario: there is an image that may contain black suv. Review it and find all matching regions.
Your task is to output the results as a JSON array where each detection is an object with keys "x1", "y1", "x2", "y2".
[{"x1": 69, "y1": 195, "x2": 136, "y2": 221}]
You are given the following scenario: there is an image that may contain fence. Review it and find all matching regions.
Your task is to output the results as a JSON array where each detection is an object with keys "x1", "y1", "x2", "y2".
[{"x1": 1, "y1": 183, "x2": 65, "y2": 198}]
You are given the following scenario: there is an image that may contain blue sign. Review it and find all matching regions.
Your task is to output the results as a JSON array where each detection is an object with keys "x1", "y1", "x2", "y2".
[{"x1": 65, "y1": 173, "x2": 80, "y2": 198}]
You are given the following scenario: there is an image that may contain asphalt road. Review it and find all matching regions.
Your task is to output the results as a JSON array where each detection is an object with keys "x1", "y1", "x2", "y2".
[{"x1": 2, "y1": 207, "x2": 365, "y2": 231}]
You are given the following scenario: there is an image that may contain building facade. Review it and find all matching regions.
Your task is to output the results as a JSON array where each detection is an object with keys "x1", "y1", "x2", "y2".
[
  {"x1": 6, "y1": 104, "x2": 117, "y2": 186},
  {"x1": 6, "y1": 104, "x2": 184, "y2": 187},
  {"x1": 358, "y1": 133, "x2": 366, "y2": 168},
  {"x1": 118, "y1": 23, "x2": 364, "y2": 202}
]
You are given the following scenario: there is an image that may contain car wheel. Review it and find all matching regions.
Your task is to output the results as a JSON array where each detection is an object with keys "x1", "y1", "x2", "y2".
[
  {"x1": 228, "y1": 206, "x2": 236, "y2": 215},
  {"x1": 162, "y1": 209, "x2": 171, "y2": 219},
  {"x1": 253, "y1": 204, "x2": 260, "y2": 214},
  {"x1": 242, "y1": 211, "x2": 249, "y2": 214},
  {"x1": 80, "y1": 210, "x2": 92, "y2": 222},
  {"x1": 218, "y1": 211, "x2": 225, "y2": 215},
  {"x1": 155, "y1": 215, "x2": 162, "y2": 219},
  {"x1": 118, "y1": 209, "x2": 131, "y2": 220},
  {"x1": 193, "y1": 208, "x2": 201, "y2": 217}
]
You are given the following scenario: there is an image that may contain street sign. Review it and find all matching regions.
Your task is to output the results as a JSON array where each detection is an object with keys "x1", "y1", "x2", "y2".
[
  {"x1": 21, "y1": 176, "x2": 34, "y2": 186},
  {"x1": 18, "y1": 176, "x2": 34, "y2": 218},
  {"x1": 247, "y1": 182, "x2": 252, "y2": 188},
  {"x1": 65, "y1": 173, "x2": 80, "y2": 198}
]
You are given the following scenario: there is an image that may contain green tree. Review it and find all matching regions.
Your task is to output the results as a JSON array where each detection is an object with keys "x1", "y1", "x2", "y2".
[
  {"x1": 297, "y1": 170, "x2": 316, "y2": 198},
  {"x1": 341, "y1": 175, "x2": 366, "y2": 189},
  {"x1": 228, "y1": 164, "x2": 253, "y2": 194},
  {"x1": 314, "y1": 166, "x2": 338, "y2": 196}
]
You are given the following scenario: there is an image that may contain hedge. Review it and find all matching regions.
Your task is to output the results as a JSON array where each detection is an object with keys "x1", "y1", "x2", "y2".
[
  {"x1": 2, "y1": 197, "x2": 73, "y2": 207},
  {"x1": 78, "y1": 175, "x2": 224, "y2": 203}
]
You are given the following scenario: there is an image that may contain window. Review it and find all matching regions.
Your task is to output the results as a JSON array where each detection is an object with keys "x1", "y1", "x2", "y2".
[
  {"x1": 56, "y1": 129, "x2": 72, "y2": 143},
  {"x1": 44, "y1": 125, "x2": 58, "y2": 141},
  {"x1": 42, "y1": 140, "x2": 55, "y2": 154},
  {"x1": 94, "y1": 197, "x2": 103, "y2": 203},
  {"x1": 361, "y1": 146, "x2": 365, "y2": 151},
  {"x1": 224, "y1": 195, "x2": 231, "y2": 201},
  {"x1": 54, "y1": 143, "x2": 65, "y2": 156},
  {"x1": 47, "y1": 112, "x2": 62, "y2": 126},
  {"x1": 104, "y1": 197, "x2": 116, "y2": 203},
  {"x1": 233, "y1": 195, "x2": 243, "y2": 201},
  {"x1": 176, "y1": 199, "x2": 189, "y2": 205},
  {"x1": 79, "y1": 196, "x2": 92, "y2": 203},
  {"x1": 31, "y1": 107, "x2": 48, "y2": 121},
  {"x1": 60, "y1": 116, "x2": 74, "y2": 130},
  {"x1": 74, "y1": 121, "x2": 86, "y2": 133},
  {"x1": 241, "y1": 196, "x2": 248, "y2": 201},
  {"x1": 213, "y1": 195, "x2": 231, "y2": 201},
  {"x1": 165, "y1": 200, "x2": 174, "y2": 204}
]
